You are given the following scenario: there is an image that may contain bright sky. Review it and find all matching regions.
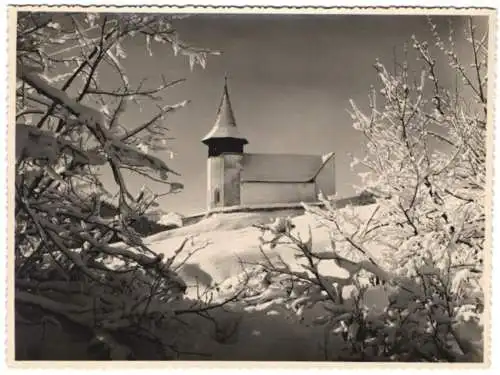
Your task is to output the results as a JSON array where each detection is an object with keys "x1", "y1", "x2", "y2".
[{"x1": 93, "y1": 13, "x2": 485, "y2": 216}]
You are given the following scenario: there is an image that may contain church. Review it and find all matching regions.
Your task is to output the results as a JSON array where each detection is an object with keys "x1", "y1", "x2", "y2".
[{"x1": 202, "y1": 80, "x2": 336, "y2": 211}]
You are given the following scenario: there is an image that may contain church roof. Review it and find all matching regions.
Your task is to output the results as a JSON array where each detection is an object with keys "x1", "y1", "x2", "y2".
[
  {"x1": 240, "y1": 152, "x2": 335, "y2": 183},
  {"x1": 202, "y1": 79, "x2": 248, "y2": 145}
]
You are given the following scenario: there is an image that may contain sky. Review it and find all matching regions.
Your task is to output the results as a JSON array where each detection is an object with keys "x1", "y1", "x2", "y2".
[{"x1": 90, "y1": 13, "x2": 487, "y2": 216}]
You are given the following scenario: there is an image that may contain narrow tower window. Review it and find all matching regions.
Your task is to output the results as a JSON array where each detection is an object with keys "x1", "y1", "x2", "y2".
[{"x1": 214, "y1": 188, "x2": 220, "y2": 204}]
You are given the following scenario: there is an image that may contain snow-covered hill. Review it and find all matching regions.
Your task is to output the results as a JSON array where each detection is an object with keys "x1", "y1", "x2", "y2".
[
  {"x1": 139, "y1": 204, "x2": 381, "y2": 294},
  {"x1": 129, "y1": 203, "x2": 392, "y2": 360}
]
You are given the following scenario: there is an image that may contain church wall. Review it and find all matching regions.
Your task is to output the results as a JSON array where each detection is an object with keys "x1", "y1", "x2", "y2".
[
  {"x1": 207, "y1": 157, "x2": 225, "y2": 210},
  {"x1": 315, "y1": 154, "x2": 336, "y2": 198},
  {"x1": 222, "y1": 154, "x2": 243, "y2": 206},
  {"x1": 240, "y1": 182, "x2": 316, "y2": 206}
]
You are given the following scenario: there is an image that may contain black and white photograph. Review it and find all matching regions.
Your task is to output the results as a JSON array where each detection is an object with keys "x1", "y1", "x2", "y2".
[{"x1": 7, "y1": 5, "x2": 494, "y2": 364}]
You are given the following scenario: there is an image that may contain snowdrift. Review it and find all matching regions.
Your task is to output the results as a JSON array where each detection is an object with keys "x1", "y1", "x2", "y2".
[
  {"x1": 140, "y1": 204, "x2": 383, "y2": 293},
  {"x1": 137, "y1": 203, "x2": 392, "y2": 360}
]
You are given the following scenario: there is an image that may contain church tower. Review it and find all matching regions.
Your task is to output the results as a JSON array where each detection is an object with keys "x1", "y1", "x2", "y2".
[{"x1": 202, "y1": 79, "x2": 248, "y2": 210}]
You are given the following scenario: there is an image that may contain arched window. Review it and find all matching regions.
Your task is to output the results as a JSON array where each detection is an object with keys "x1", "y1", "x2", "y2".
[{"x1": 214, "y1": 188, "x2": 220, "y2": 204}]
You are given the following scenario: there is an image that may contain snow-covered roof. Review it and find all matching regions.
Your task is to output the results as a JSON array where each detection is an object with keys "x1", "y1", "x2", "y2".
[
  {"x1": 202, "y1": 81, "x2": 248, "y2": 144},
  {"x1": 240, "y1": 152, "x2": 335, "y2": 183}
]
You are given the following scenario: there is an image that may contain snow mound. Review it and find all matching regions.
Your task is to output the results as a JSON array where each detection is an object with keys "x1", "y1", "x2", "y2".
[
  {"x1": 157, "y1": 212, "x2": 184, "y2": 228},
  {"x1": 139, "y1": 204, "x2": 385, "y2": 300},
  {"x1": 148, "y1": 209, "x2": 305, "y2": 242}
]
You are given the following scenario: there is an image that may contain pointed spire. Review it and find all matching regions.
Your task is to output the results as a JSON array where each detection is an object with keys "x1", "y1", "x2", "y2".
[
  {"x1": 202, "y1": 77, "x2": 248, "y2": 144},
  {"x1": 217, "y1": 75, "x2": 237, "y2": 128}
]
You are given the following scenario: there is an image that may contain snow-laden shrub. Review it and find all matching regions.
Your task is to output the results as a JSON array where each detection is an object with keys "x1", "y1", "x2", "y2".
[
  {"x1": 254, "y1": 211, "x2": 483, "y2": 361},
  {"x1": 14, "y1": 12, "x2": 223, "y2": 359},
  {"x1": 252, "y1": 17, "x2": 486, "y2": 362}
]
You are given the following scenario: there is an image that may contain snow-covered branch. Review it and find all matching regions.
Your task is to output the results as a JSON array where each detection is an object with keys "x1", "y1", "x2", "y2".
[{"x1": 15, "y1": 13, "x2": 223, "y2": 360}]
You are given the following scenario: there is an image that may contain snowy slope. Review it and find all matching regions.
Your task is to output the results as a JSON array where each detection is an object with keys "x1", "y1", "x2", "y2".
[
  {"x1": 137, "y1": 204, "x2": 385, "y2": 300},
  {"x1": 138, "y1": 203, "x2": 392, "y2": 360}
]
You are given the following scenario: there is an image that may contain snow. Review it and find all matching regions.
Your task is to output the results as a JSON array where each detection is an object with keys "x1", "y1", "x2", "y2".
[
  {"x1": 158, "y1": 212, "x2": 184, "y2": 228},
  {"x1": 137, "y1": 204, "x2": 387, "y2": 301},
  {"x1": 150, "y1": 209, "x2": 306, "y2": 241}
]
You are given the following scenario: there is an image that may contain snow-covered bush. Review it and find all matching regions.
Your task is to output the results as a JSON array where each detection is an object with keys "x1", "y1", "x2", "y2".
[
  {"x1": 254, "y1": 17, "x2": 486, "y2": 362},
  {"x1": 14, "y1": 12, "x2": 222, "y2": 359}
]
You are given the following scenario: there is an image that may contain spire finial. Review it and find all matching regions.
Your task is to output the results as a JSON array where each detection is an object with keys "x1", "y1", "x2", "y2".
[{"x1": 223, "y1": 74, "x2": 231, "y2": 97}]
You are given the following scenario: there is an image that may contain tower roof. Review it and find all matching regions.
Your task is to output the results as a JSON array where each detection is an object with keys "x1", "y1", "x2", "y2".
[{"x1": 202, "y1": 78, "x2": 248, "y2": 145}]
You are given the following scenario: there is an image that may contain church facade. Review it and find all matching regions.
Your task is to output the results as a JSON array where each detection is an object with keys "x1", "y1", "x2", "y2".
[{"x1": 202, "y1": 80, "x2": 336, "y2": 211}]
